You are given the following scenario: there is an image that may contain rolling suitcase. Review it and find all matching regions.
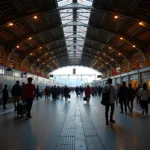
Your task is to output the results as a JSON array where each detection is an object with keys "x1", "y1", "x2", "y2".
[{"x1": 17, "y1": 103, "x2": 26, "y2": 118}]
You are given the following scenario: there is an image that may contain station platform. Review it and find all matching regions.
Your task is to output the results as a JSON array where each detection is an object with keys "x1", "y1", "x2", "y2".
[{"x1": 0, "y1": 93, "x2": 150, "y2": 150}]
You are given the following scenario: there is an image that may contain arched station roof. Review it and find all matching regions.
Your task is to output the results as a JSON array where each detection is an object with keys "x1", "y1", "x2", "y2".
[{"x1": 0, "y1": 0, "x2": 150, "y2": 76}]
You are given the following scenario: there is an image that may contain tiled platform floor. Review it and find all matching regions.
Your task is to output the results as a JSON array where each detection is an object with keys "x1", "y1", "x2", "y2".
[{"x1": 0, "y1": 93, "x2": 150, "y2": 150}]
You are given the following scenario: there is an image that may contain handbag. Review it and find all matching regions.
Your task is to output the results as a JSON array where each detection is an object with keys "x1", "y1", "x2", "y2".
[{"x1": 83, "y1": 97, "x2": 87, "y2": 101}]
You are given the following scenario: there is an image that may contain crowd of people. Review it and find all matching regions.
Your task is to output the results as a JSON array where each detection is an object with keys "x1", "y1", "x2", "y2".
[
  {"x1": 2, "y1": 77, "x2": 36, "y2": 118},
  {"x1": 83, "y1": 78, "x2": 150, "y2": 125},
  {"x1": 2, "y1": 77, "x2": 150, "y2": 123}
]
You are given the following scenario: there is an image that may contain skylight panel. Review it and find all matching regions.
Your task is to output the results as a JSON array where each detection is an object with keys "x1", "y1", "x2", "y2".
[
  {"x1": 78, "y1": 0, "x2": 92, "y2": 6},
  {"x1": 58, "y1": 0, "x2": 93, "y2": 61},
  {"x1": 58, "y1": 0, "x2": 72, "y2": 7}
]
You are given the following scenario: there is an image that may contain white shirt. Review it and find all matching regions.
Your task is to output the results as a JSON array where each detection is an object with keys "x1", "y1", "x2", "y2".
[{"x1": 139, "y1": 88, "x2": 150, "y2": 101}]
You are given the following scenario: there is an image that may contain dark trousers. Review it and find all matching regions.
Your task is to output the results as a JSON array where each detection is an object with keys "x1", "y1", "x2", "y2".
[
  {"x1": 140, "y1": 100, "x2": 148, "y2": 114},
  {"x1": 26, "y1": 99, "x2": 33, "y2": 117},
  {"x1": 105, "y1": 103, "x2": 115, "y2": 122},
  {"x1": 45, "y1": 95, "x2": 48, "y2": 100},
  {"x1": 120, "y1": 99, "x2": 127, "y2": 113},
  {"x1": 127, "y1": 99, "x2": 133, "y2": 112},
  {"x1": 3, "y1": 98, "x2": 8, "y2": 108}
]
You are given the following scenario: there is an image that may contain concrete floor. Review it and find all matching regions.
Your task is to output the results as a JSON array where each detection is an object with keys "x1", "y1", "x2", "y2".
[{"x1": 0, "y1": 93, "x2": 150, "y2": 150}]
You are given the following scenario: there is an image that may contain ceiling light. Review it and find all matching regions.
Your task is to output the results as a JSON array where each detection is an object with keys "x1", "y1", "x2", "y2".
[
  {"x1": 8, "y1": 22, "x2": 14, "y2": 26},
  {"x1": 111, "y1": 59, "x2": 114, "y2": 61},
  {"x1": 16, "y1": 45, "x2": 20, "y2": 48},
  {"x1": 30, "y1": 53, "x2": 33, "y2": 56},
  {"x1": 33, "y1": 15, "x2": 38, "y2": 19},
  {"x1": 120, "y1": 37, "x2": 123, "y2": 40},
  {"x1": 139, "y1": 22, "x2": 145, "y2": 26},
  {"x1": 119, "y1": 53, "x2": 121, "y2": 55},
  {"x1": 132, "y1": 45, "x2": 136, "y2": 48},
  {"x1": 38, "y1": 59, "x2": 40, "y2": 61},
  {"x1": 28, "y1": 37, "x2": 32, "y2": 40},
  {"x1": 109, "y1": 47, "x2": 112, "y2": 49},
  {"x1": 39, "y1": 47, "x2": 42, "y2": 49},
  {"x1": 43, "y1": 63, "x2": 45, "y2": 64},
  {"x1": 114, "y1": 15, "x2": 118, "y2": 19}
]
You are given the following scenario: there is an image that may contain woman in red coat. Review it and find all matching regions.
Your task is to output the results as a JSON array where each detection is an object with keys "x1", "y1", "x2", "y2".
[{"x1": 85, "y1": 85, "x2": 91, "y2": 102}]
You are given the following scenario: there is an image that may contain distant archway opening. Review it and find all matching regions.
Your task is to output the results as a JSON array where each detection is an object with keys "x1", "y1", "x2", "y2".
[{"x1": 49, "y1": 66, "x2": 103, "y2": 87}]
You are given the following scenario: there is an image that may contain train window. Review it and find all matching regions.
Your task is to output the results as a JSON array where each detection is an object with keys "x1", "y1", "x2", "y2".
[
  {"x1": 13, "y1": 72, "x2": 20, "y2": 77},
  {"x1": 0, "y1": 69, "x2": 4, "y2": 75}
]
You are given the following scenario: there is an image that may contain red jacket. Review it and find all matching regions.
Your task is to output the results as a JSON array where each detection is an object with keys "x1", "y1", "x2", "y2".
[
  {"x1": 23, "y1": 83, "x2": 36, "y2": 99},
  {"x1": 85, "y1": 87, "x2": 91, "y2": 97}
]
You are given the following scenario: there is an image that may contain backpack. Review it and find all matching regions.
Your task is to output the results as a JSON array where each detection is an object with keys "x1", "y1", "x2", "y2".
[{"x1": 101, "y1": 86, "x2": 112, "y2": 105}]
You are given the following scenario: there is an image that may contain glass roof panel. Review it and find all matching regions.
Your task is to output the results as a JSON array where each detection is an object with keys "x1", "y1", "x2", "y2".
[{"x1": 57, "y1": 0, "x2": 93, "y2": 61}]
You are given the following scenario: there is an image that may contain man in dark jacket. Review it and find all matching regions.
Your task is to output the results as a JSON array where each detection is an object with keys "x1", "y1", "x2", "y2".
[
  {"x1": 64, "y1": 86, "x2": 70, "y2": 101},
  {"x1": 118, "y1": 82, "x2": 129, "y2": 114},
  {"x1": 11, "y1": 81, "x2": 22, "y2": 111},
  {"x1": 128, "y1": 84, "x2": 135, "y2": 113},
  {"x1": 2, "y1": 84, "x2": 8, "y2": 109}
]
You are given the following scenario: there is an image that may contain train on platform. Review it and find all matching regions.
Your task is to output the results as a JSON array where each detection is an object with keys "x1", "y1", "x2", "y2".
[
  {"x1": 0, "y1": 65, "x2": 63, "y2": 99},
  {"x1": 88, "y1": 66, "x2": 150, "y2": 90}
]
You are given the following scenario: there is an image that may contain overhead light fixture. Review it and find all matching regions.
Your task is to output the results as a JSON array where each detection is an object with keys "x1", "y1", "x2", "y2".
[
  {"x1": 39, "y1": 47, "x2": 42, "y2": 49},
  {"x1": 114, "y1": 15, "x2": 118, "y2": 19},
  {"x1": 38, "y1": 59, "x2": 40, "y2": 61},
  {"x1": 119, "y1": 53, "x2": 121, "y2": 55},
  {"x1": 120, "y1": 37, "x2": 123, "y2": 40},
  {"x1": 28, "y1": 37, "x2": 32, "y2": 40},
  {"x1": 16, "y1": 45, "x2": 20, "y2": 48},
  {"x1": 43, "y1": 63, "x2": 45, "y2": 64},
  {"x1": 30, "y1": 53, "x2": 33, "y2": 55},
  {"x1": 139, "y1": 22, "x2": 145, "y2": 26},
  {"x1": 111, "y1": 58, "x2": 114, "y2": 61},
  {"x1": 8, "y1": 22, "x2": 14, "y2": 26},
  {"x1": 33, "y1": 15, "x2": 38, "y2": 19},
  {"x1": 109, "y1": 47, "x2": 112, "y2": 49},
  {"x1": 132, "y1": 45, "x2": 136, "y2": 48}
]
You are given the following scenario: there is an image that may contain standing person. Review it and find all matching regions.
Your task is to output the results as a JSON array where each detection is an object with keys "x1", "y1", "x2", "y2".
[
  {"x1": 128, "y1": 84, "x2": 135, "y2": 113},
  {"x1": 135, "y1": 85, "x2": 141, "y2": 104},
  {"x1": 2, "y1": 84, "x2": 8, "y2": 109},
  {"x1": 60, "y1": 87, "x2": 64, "y2": 99},
  {"x1": 139, "y1": 83, "x2": 150, "y2": 115},
  {"x1": 11, "y1": 81, "x2": 22, "y2": 111},
  {"x1": 118, "y1": 82, "x2": 129, "y2": 114},
  {"x1": 102, "y1": 78, "x2": 117, "y2": 125},
  {"x1": 85, "y1": 85, "x2": 91, "y2": 102},
  {"x1": 51, "y1": 85, "x2": 58, "y2": 100},
  {"x1": 44, "y1": 86, "x2": 49, "y2": 100},
  {"x1": 64, "y1": 86, "x2": 70, "y2": 101},
  {"x1": 36, "y1": 85, "x2": 40, "y2": 100},
  {"x1": 75, "y1": 86, "x2": 79, "y2": 97},
  {"x1": 23, "y1": 77, "x2": 36, "y2": 118}
]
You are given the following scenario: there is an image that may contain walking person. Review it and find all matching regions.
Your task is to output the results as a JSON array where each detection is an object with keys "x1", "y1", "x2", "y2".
[
  {"x1": 85, "y1": 85, "x2": 91, "y2": 103},
  {"x1": 118, "y1": 82, "x2": 128, "y2": 114},
  {"x1": 64, "y1": 86, "x2": 70, "y2": 101},
  {"x1": 36, "y1": 85, "x2": 40, "y2": 100},
  {"x1": 2, "y1": 84, "x2": 8, "y2": 109},
  {"x1": 23, "y1": 77, "x2": 36, "y2": 118},
  {"x1": 135, "y1": 85, "x2": 141, "y2": 104},
  {"x1": 102, "y1": 78, "x2": 117, "y2": 125},
  {"x1": 128, "y1": 84, "x2": 135, "y2": 113},
  {"x1": 139, "y1": 83, "x2": 150, "y2": 115},
  {"x1": 44, "y1": 86, "x2": 49, "y2": 100},
  {"x1": 11, "y1": 81, "x2": 22, "y2": 111}
]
